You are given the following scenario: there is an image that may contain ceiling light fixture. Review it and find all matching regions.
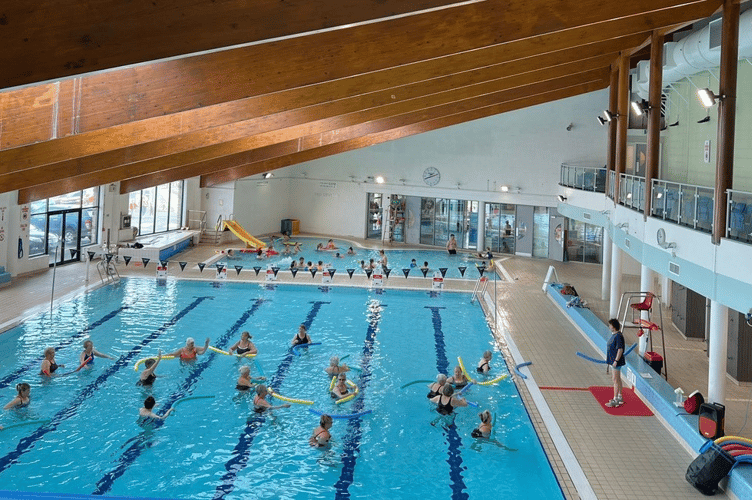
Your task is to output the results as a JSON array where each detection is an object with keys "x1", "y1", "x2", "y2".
[
  {"x1": 631, "y1": 99, "x2": 651, "y2": 116},
  {"x1": 500, "y1": 185, "x2": 509, "y2": 192},
  {"x1": 263, "y1": 172, "x2": 274, "y2": 179},
  {"x1": 375, "y1": 175, "x2": 385, "y2": 184}
]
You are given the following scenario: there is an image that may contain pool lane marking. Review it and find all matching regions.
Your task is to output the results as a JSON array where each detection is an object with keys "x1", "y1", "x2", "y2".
[
  {"x1": 0, "y1": 304, "x2": 130, "y2": 390},
  {"x1": 93, "y1": 298, "x2": 267, "y2": 495},
  {"x1": 0, "y1": 296, "x2": 213, "y2": 476},
  {"x1": 333, "y1": 299, "x2": 383, "y2": 500},
  {"x1": 426, "y1": 306, "x2": 469, "y2": 500},
  {"x1": 212, "y1": 301, "x2": 330, "y2": 500}
]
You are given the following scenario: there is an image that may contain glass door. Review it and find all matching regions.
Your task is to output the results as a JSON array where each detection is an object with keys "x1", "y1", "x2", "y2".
[
  {"x1": 47, "y1": 210, "x2": 81, "y2": 266},
  {"x1": 420, "y1": 198, "x2": 436, "y2": 245},
  {"x1": 366, "y1": 193, "x2": 383, "y2": 239}
]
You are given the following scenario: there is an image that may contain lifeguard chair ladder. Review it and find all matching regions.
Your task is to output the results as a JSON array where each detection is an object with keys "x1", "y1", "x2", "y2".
[{"x1": 617, "y1": 291, "x2": 667, "y2": 380}]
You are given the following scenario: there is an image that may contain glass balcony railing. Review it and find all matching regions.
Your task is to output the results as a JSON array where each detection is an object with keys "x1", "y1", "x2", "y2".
[
  {"x1": 608, "y1": 171, "x2": 615, "y2": 200},
  {"x1": 619, "y1": 174, "x2": 645, "y2": 213},
  {"x1": 559, "y1": 164, "x2": 607, "y2": 193},
  {"x1": 651, "y1": 180, "x2": 713, "y2": 233},
  {"x1": 727, "y1": 190, "x2": 752, "y2": 243}
]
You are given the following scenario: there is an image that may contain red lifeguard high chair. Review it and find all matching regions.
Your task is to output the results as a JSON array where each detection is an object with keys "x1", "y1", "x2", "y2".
[{"x1": 619, "y1": 291, "x2": 667, "y2": 380}]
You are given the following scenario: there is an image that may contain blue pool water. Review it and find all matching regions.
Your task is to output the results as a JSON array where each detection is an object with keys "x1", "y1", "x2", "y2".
[
  {"x1": 218, "y1": 237, "x2": 494, "y2": 280},
  {"x1": 0, "y1": 279, "x2": 561, "y2": 500}
]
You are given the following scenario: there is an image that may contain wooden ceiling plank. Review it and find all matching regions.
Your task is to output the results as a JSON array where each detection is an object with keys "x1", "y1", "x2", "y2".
[
  {"x1": 2, "y1": 62, "x2": 611, "y2": 189},
  {"x1": 1, "y1": 0, "x2": 468, "y2": 89}
]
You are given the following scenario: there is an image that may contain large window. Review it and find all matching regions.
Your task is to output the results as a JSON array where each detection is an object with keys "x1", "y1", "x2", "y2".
[
  {"x1": 566, "y1": 220, "x2": 603, "y2": 264},
  {"x1": 28, "y1": 188, "x2": 100, "y2": 265},
  {"x1": 484, "y1": 203, "x2": 515, "y2": 254},
  {"x1": 128, "y1": 182, "x2": 184, "y2": 236},
  {"x1": 366, "y1": 193, "x2": 383, "y2": 239}
]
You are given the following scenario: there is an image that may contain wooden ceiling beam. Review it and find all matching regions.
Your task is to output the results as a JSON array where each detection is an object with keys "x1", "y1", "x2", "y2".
[
  {"x1": 1, "y1": 0, "x2": 466, "y2": 89},
  {"x1": 5, "y1": 61, "x2": 611, "y2": 193}
]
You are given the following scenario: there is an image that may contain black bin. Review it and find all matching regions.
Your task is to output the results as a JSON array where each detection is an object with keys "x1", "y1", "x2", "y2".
[
  {"x1": 686, "y1": 442, "x2": 734, "y2": 495},
  {"x1": 699, "y1": 403, "x2": 725, "y2": 440},
  {"x1": 644, "y1": 351, "x2": 663, "y2": 374},
  {"x1": 281, "y1": 219, "x2": 293, "y2": 234}
]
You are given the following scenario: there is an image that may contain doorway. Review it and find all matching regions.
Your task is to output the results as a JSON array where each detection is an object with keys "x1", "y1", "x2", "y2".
[{"x1": 47, "y1": 209, "x2": 83, "y2": 266}]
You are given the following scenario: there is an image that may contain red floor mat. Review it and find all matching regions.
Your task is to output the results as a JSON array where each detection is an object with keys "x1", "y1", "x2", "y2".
[{"x1": 589, "y1": 386, "x2": 654, "y2": 416}]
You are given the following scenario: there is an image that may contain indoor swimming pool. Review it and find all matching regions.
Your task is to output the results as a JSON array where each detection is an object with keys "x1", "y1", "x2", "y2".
[
  {"x1": 0, "y1": 279, "x2": 561, "y2": 499},
  {"x1": 217, "y1": 237, "x2": 495, "y2": 281}
]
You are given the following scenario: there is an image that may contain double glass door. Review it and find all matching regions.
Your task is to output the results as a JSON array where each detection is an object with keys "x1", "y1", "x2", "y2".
[{"x1": 47, "y1": 209, "x2": 82, "y2": 266}]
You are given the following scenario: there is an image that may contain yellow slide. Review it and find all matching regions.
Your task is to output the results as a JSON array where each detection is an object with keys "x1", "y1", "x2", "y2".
[{"x1": 223, "y1": 220, "x2": 266, "y2": 249}]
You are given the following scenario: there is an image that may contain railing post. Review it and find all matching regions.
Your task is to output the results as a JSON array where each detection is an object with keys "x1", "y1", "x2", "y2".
[{"x1": 645, "y1": 31, "x2": 664, "y2": 220}]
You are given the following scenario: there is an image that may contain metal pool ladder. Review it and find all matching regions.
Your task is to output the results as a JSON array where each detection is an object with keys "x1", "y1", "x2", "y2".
[
  {"x1": 97, "y1": 258, "x2": 120, "y2": 284},
  {"x1": 471, "y1": 276, "x2": 489, "y2": 303}
]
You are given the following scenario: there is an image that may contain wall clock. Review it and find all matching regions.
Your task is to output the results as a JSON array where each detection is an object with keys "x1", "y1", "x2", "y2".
[{"x1": 423, "y1": 167, "x2": 441, "y2": 186}]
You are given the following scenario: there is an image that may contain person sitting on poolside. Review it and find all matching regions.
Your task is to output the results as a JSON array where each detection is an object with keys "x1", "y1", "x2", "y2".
[
  {"x1": 4, "y1": 383, "x2": 31, "y2": 410},
  {"x1": 291, "y1": 324, "x2": 312, "y2": 346},
  {"x1": 40, "y1": 347, "x2": 65, "y2": 377},
  {"x1": 139, "y1": 395, "x2": 173, "y2": 421},
  {"x1": 331, "y1": 373, "x2": 352, "y2": 399},
  {"x1": 477, "y1": 247, "x2": 493, "y2": 260},
  {"x1": 236, "y1": 366, "x2": 254, "y2": 391},
  {"x1": 430, "y1": 384, "x2": 468, "y2": 415},
  {"x1": 471, "y1": 410, "x2": 493, "y2": 438},
  {"x1": 427, "y1": 373, "x2": 448, "y2": 399},
  {"x1": 410, "y1": 258, "x2": 417, "y2": 268},
  {"x1": 309, "y1": 414, "x2": 333, "y2": 448},
  {"x1": 324, "y1": 239, "x2": 339, "y2": 250},
  {"x1": 347, "y1": 246, "x2": 356, "y2": 256},
  {"x1": 447, "y1": 366, "x2": 469, "y2": 388},
  {"x1": 167, "y1": 337, "x2": 210, "y2": 361},
  {"x1": 476, "y1": 351, "x2": 493, "y2": 374},
  {"x1": 325, "y1": 356, "x2": 350, "y2": 376},
  {"x1": 253, "y1": 384, "x2": 290, "y2": 413},
  {"x1": 80, "y1": 339, "x2": 114, "y2": 367},
  {"x1": 137, "y1": 350, "x2": 162, "y2": 386},
  {"x1": 229, "y1": 331, "x2": 257, "y2": 356}
]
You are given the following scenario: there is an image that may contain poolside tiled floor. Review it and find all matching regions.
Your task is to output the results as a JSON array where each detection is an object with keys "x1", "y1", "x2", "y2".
[{"x1": 0, "y1": 235, "x2": 739, "y2": 499}]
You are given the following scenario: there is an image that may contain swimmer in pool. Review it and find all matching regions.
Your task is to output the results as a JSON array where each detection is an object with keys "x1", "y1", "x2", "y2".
[
  {"x1": 331, "y1": 373, "x2": 352, "y2": 400},
  {"x1": 316, "y1": 243, "x2": 324, "y2": 251},
  {"x1": 410, "y1": 259, "x2": 417, "y2": 268},
  {"x1": 368, "y1": 258, "x2": 377, "y2": 270},
  {"x1": 476, "y1": 350, "x2": 493, "y2": 374},
  {"x1": 253, "y1": 385, "x2": 290, "y2": 413},
  {"x1": 430, "y1": 384, "x2": 468, "y2": 415},
  {"x1": 447, "y1": 366, "x2": 469, "y2": 388},
  {"x1": 471, "y1": 410, "x2": 493, "y2": 438},
  {"x1": 40, "y1": 347, "x2": 65, "y2": 377},
  {"x1": 282, "y1": 245, "x2": 292, "y2": 256},
  {"x1": 477, "y1": 247, "x2": 493, "y2": 260},
  {"x1": 324, "y1": 239, "x2": 339, "y2": 250},
  {"x1": 427, "y1": 373, "x2": 447, "y2": 399},
  {"x1": 4, "y1": 383, "x2": 31, "y2": 410},
  {"x1": 229, "y1": 331, "x2": 258, "y2": 356},
  {"x1": 226, "y1": 249, "x2": 240, "y2": 260},
  {"x1": 236, "y1": 365, "x2": 254, "y2": 391},
  {"x1": 379, "y1": 250, "x2": 388, "y2": 268},
  {"x1": 347, "y1": 247, "x2": 356, "y2": 256},
  {"x1": 325, "y1": 356, "x2": 350, "y2": 376},
  {"x1": 139, "y1": 395, "x2": 173, "y2": 420},
  {"x1": 421, "y1": 261, "x2": 430, "y2": 271},
  {"x1": 291, "y1": 324, "x2": 312, "y2": 346},
  {"x1": 293, "y1": 242, "x2": 302, "y2": 254},
  {"x1": 80, "y1": 339, "x2": 114, "y2": 367},
  {"x1": 309, "y1": 414, "x2": 333, "y2": 448},
  {"x1": 167, "y1": 337, "x2": 210, "y2": 360},
  {"x1": 137, "y1": 350, "x2": 162, "y2": 386}
]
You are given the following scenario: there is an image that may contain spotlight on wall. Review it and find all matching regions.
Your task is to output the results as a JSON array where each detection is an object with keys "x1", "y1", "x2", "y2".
[
  {"x1": 500, "y1": 185, "x2": 510, "y2": 192},
  {"x1": 566, "y1": 123, "x2": 574, "y2": 131},
  {"x1": 697, "y1": 115, "x2": 711, "y2": 124},
  {"x1": 603, "y1": 110, "x2": 620, "y2": 122},
  {"x1": 557, "y1": 194, "x2": 567, "y2": 202},
  {"x1": 262, "y1": 172, "x2": 274, "y2": 179},
  {"x1": 631, "y1": 99, "x2": 651, "y2": 116},
  {"x1": 697, "y1": 88, "x2": 724, "y2": 108},
  {"x1": 375, "y1": 175, "x2": 385, "y2": 184}
]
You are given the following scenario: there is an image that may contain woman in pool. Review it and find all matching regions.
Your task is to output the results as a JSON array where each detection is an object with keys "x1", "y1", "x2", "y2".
[
  {"x1": 40, "y1": 347, "x2": 65, "y2": 377},
  {"x1": 229, "y1": 331, "x2": 257, "y2": 356},
  {"x1": 291, "y1": 324, "x2": 312, "y2": 346},
  {"x1": 331, "y1": 373, "x2": 352, "y2": 400},
  {"x1": 236, "y1": 366, "x2": 254, "y2": 391},
  {"x1": 253, "y1": 385, "x2": 290, "y2": 413},
  {"x1": 447, "y1": 365, "x2": 469, "y2": 388},
  {"x1": 309, "y1": 414, "x2": 333, "y2": 448},
  {"x1": 446, "y1": 234, "x2": 458, "y2": 255},
  {"x1": 379, "y1": 249, "x2": 388, "y2": 268},
  {"x1": 427, "y1": 373, "x2": 447, "y2": 399},
  {"x1": 167, "y1": 337, "x2": 210, "y2": 361},
  {"x1": 137, "y1": 350, "x2": 162, "y2": 386},
  {"x1": 139, "y1": 395, "x2": 173, "y2": 421},
  {"x1": 325, "y1": 356, "x2": 350, "y2": 376},
  {"x1": 347, "y1": 246, "x2": 356, "y2": 255},
  {"x1": 430, "y1": 384, "x2": 468, "y2": 415},
  {"x1": 324, "y1": 239, "x2": 339, "y2": 250},
  {"x1": 4, "y1": 383, "x2": 31, "y2": 410},
  {"x1": 476, "y1": 350, "x2": 493, "y2": 374},
  {"x1": 80, "y1": 339, "x2": 115, "y2": 367},
  {"x1": 471, "y1": 410, "x2": 493, "y2": 438}
]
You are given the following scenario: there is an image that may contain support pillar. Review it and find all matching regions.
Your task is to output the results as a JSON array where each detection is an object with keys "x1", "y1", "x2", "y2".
[
  {"x1": 708, "y1": 300, "x2": 729, "y2": 405},
  {"x1": 601, "y1": 229, "x2": 612, "y2": 301},
  {"x1": 638, "y1": 265, "x2": 654, "y2": 356},
  {"x1": 477, "y1": 202, "x2": 486, "y2": 251},
  {"x1": 645, "y1": 31, "x2": 664, "y2": 219},
  {"x1": 609, "y1": 243, "x2": 622, "y2": 319}
]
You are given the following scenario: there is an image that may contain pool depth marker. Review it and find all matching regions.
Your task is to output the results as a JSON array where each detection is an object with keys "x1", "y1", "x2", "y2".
[
  {"x1": 212, "y1": 300, "x2": 330, "y2": 500},
  {"x1": 94, "y1": 298, "x2": 267, "y2": 495},
  {"x1": 333, "y1": 299, "x2": 383, "y2": 499},
  {"x1": 0, "y1": 304, "x2": 130, "y2": 390},
  {"x1": 427, "y1": 306, "x2": 470, "y2": 500},
  {"x1": 0, "y1": 296, "x2": 213, "y2": 475}
]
